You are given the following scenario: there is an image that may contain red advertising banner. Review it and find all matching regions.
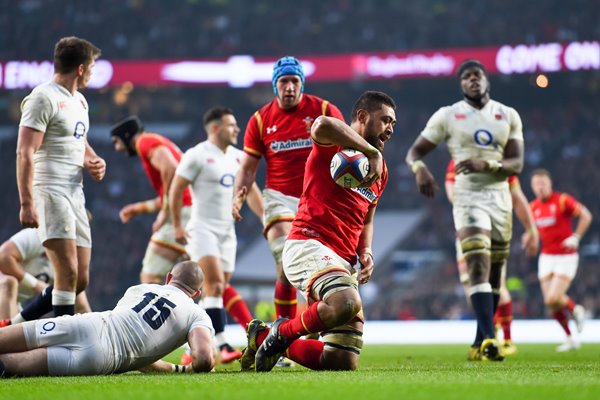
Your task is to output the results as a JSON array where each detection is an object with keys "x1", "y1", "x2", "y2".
[{"x1": 1, "y1": 41, "x2": 598, "y2": 90}]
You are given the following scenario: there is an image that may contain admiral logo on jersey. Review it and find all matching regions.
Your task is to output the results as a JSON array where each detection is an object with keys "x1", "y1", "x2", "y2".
[
  {"x1": 351, "y1": 186, "x2": 377, "y2": 203},
  {"x1": 270, "y1": 138, "x2": 313, "y2": 152}
]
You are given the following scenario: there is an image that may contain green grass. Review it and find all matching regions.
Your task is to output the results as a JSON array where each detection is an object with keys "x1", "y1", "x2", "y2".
[{"x1": 2, "y1": 344, "x2": 600, "y2": 400}]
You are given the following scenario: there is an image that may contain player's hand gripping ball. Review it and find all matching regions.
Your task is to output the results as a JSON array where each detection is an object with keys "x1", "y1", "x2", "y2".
[{"x1": 330, "y1": 149, "x2": 370, "y2": 188}]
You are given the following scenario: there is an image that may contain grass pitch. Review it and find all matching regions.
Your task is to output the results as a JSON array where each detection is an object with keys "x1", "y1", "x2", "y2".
[{"x1": 1, "y1": 344, "x2": 599, "y2": 400}]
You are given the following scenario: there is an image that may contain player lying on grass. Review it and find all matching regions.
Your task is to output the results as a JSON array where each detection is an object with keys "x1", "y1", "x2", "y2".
[{"x1": 0, "y1": 261, "x2": 215, "y2": 377}]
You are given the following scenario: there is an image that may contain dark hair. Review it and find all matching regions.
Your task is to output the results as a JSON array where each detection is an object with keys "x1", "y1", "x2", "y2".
[
  {"x1": 53, "y1": 36, "x2": 101, "y2": 74},
  {"x1": 457, "y1": 59, "x2": 488, "y2": 79},
  {"x1": 203, "y1": 106, "x2": 234, "y2": 126},
  {"x1": 350, "y1": 91, "x2": 396, "y2": 122},
  {"x1": 531, "y1": 168, "x2": 552, "y2": 180}
]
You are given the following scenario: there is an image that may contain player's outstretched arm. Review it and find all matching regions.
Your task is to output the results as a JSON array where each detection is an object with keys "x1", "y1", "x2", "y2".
[{"x1": 188, "y1": 326, "x2": 216, "y2": 373}]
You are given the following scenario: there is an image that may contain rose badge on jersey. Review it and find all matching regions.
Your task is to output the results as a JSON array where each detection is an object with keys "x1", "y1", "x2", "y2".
[{"x1": 330, "y1": 149, "x2": 370, "y2": 188}]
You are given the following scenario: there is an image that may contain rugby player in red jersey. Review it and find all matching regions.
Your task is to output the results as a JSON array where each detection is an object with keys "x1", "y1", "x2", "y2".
[
  {"x1": 530, "y1": 169, "x2": 592, "y2": 352},
  {"x1": 445, "y1": 160, "x2": 539, "y2": 355},
  {"x1": 240, "y1": 91, "x2": 396, "y2": 372},
  {"x1": 110, "y1": 116, "x2": 193, "y2": 284},
  {"x1": 232, "y1": 56, "x2": 344, "y2": 323}
]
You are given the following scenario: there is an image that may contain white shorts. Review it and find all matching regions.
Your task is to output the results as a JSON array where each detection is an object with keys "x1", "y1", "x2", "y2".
[
  {"x1": 186, "y1": 222, "x2": 237, "y2": 273},
  {"x1": 151, "y1": 206, "x2": 191, "y2": 253},
  {"x1": 538, "y1": 253, "x2": 579, "y2": 280},
  {"x1": 283, "y1": 239, "x2": 357, "y2": 299},
  {"x1": 262, "y1": 188, "x2": 299, "y2": 233},
  {"x1": 22, "y1": 314, "x2": 114, "y2": 376},
  {"x1": 452, "y1": 187, "x2": 513, "y2": 243},
  {"x1": 33, "y1": 185, "x2": 91, "y2": 248}
]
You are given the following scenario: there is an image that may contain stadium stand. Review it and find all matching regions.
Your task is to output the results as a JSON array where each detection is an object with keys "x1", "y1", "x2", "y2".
[{"x1": 0, "y1": 0, "x2": 598, "y2": 319}]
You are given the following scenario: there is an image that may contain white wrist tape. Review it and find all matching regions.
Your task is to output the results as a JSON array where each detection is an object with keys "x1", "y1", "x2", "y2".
[{"x1": 19, "y1": 272, "x2": 38, "y2": 290}]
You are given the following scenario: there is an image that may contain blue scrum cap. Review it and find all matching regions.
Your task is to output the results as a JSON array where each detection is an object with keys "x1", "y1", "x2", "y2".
[{"x1": 272, "y1": 56, "x2": 305, "y2": 96}]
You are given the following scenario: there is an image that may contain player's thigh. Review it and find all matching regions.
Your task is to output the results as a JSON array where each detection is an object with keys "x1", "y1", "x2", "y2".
[
  {"x1": 217, "y1": 229, "x2": 237, "y2": 274},
  {"x1": 0, "y1": 348, "x2": 49, "y2": 377},
  {"x1": 71, "y1": 188, "x2": 92, "y2": 248},
  {"x1": 546, "y1": 276, "x2": 572, "y2": 300},
  {"x1": 488, "y1": 189, "x2": 513, "y2": 244},
  {"x1": 33, "y1": 187, "x2": 77, "y2": 245},
  {"x1": 197, "y1": 255, "x2": 224, "y2": 286},
  {"x1": 262, "y1": 188, "x2": 298, "y2": 235},
  {"x1": 186, "y1": 224, "x2": 220, "y2": 262},
  {"x1": 283, "y1": 239, "x2": 355, "y2": 301},
  {"x1": 150, "y1": 211, "x2": 190, "y2": 255},
  {"x1": 25, "y1": 315, "x2": 109, "y2": 375}
]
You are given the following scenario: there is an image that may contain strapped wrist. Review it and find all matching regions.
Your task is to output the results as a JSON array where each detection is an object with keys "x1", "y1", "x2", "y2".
[
  {"x1": 172, "y1": 364, "x2": 188, "y2": 373},
  {"x1": 20, "y1": 272, "x2": 38, "y2": 290},
  {"x1": 486, "y1": 160, "x2": 503, "y2": 173},
  {"x1": 409, "y1": 160, "x2": 426, "y2": 174}
]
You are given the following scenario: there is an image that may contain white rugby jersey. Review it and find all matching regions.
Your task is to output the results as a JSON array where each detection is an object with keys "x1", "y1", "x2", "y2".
[
  {"x1": 421, "y1": 99, "x2": 523, "y2": 190},
  {"x1": 9, "y1": 228, "x2": 53, "y2": 303},
  {"x1": 19, "y1": 81, "x2": 89, "y2": 186},
  {"x1": 176, "y1": 140, "x2": 243, "y2": 227},
  {"x1": 104, "y1": 284, "x2": 213, "y2": 373}
]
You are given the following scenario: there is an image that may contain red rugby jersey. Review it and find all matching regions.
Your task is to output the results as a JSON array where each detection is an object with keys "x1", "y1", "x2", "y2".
[
  {"x1": 445, "y1": 160, "x2": 518, "y2": 186},
  {"x1": 530, "y1": 192, "x2": 581, "y2": 255},
  {"x1": 243, "y1": 94, "x2": 344, "y2": 198},
  {"x1": 288, "y1": 142, "x2": 388, "y2": 265},
  {"x1": 136, "y1": 133, "x2": 192, "y2": 207}
]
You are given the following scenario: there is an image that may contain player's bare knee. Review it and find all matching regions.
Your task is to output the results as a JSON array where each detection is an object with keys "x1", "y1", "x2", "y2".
[
  {"x1": 326, "y1": 290, "x2": 361, "y2": 326},
  {"x1": 545, "y1": 295, "x2": 562, "y2": 309},
  {"x1": 461, "y1": 234, "x2": 491, "y2": 284},
  {"x1": 204, "y1": 281, "x2": 225, "y2": 297},
  {"x1": 75, "y1": 274, "x2": 89, "y2": 293}
]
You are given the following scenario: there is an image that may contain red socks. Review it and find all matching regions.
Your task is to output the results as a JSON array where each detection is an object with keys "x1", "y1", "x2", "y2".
[
  {"x1": 286, "y1": 339, "x2": 324, "y2": 370},
  {"x1": 552, "y1": 309, "x2": 572, "y2": 336},
  {"x1": 496, "y1": 301, "x2": 513, "y2": 341},
  {"x1": 223, "y1": 284, "x2": 253, "y2": 328},
  {"x1": 565, "y1": 297, "x2": 575, "y2": 313},
  {"x1": 274, "y1": 281, "x2": 297, "y2": 318},
  {"x1": 279, "y1": 301, "x2": 328, "y2": 340}
]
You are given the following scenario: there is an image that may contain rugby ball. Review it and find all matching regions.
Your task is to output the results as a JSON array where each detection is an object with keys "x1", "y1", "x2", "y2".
[{"x1": 330, "y1": 149, "x2": 370, "y2": 188}]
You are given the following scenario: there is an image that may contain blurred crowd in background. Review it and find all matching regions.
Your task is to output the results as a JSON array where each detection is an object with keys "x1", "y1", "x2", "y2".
[{"x1": 1, "y1": 0, "x2": 599, "y2": 321}]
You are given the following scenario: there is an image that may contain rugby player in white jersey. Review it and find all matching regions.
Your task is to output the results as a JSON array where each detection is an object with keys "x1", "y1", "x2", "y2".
[
  {"x1": 406, "y1": 59, "x2": 524, "y2": 361},
  {"x1": 170, "y1": 107, "x2": 263, "y2": 364},
  {"x1": 0, "y1": 228, "x2": 91, "y2": 321},
  {"x1": 12, "y1": 37, "x2": 105, "y2": 324},
  {"x1": 0, "y1": 261, "x2": 215, "y2": 377}
]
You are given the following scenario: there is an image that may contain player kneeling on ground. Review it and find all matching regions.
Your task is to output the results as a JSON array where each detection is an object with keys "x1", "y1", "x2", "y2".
[
  {"x1": 0, "y1": 261, "x2": 215, "y2": 377},
  {"x1": 241, "y1": 91, "x2": 396, "y2": 372}
]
